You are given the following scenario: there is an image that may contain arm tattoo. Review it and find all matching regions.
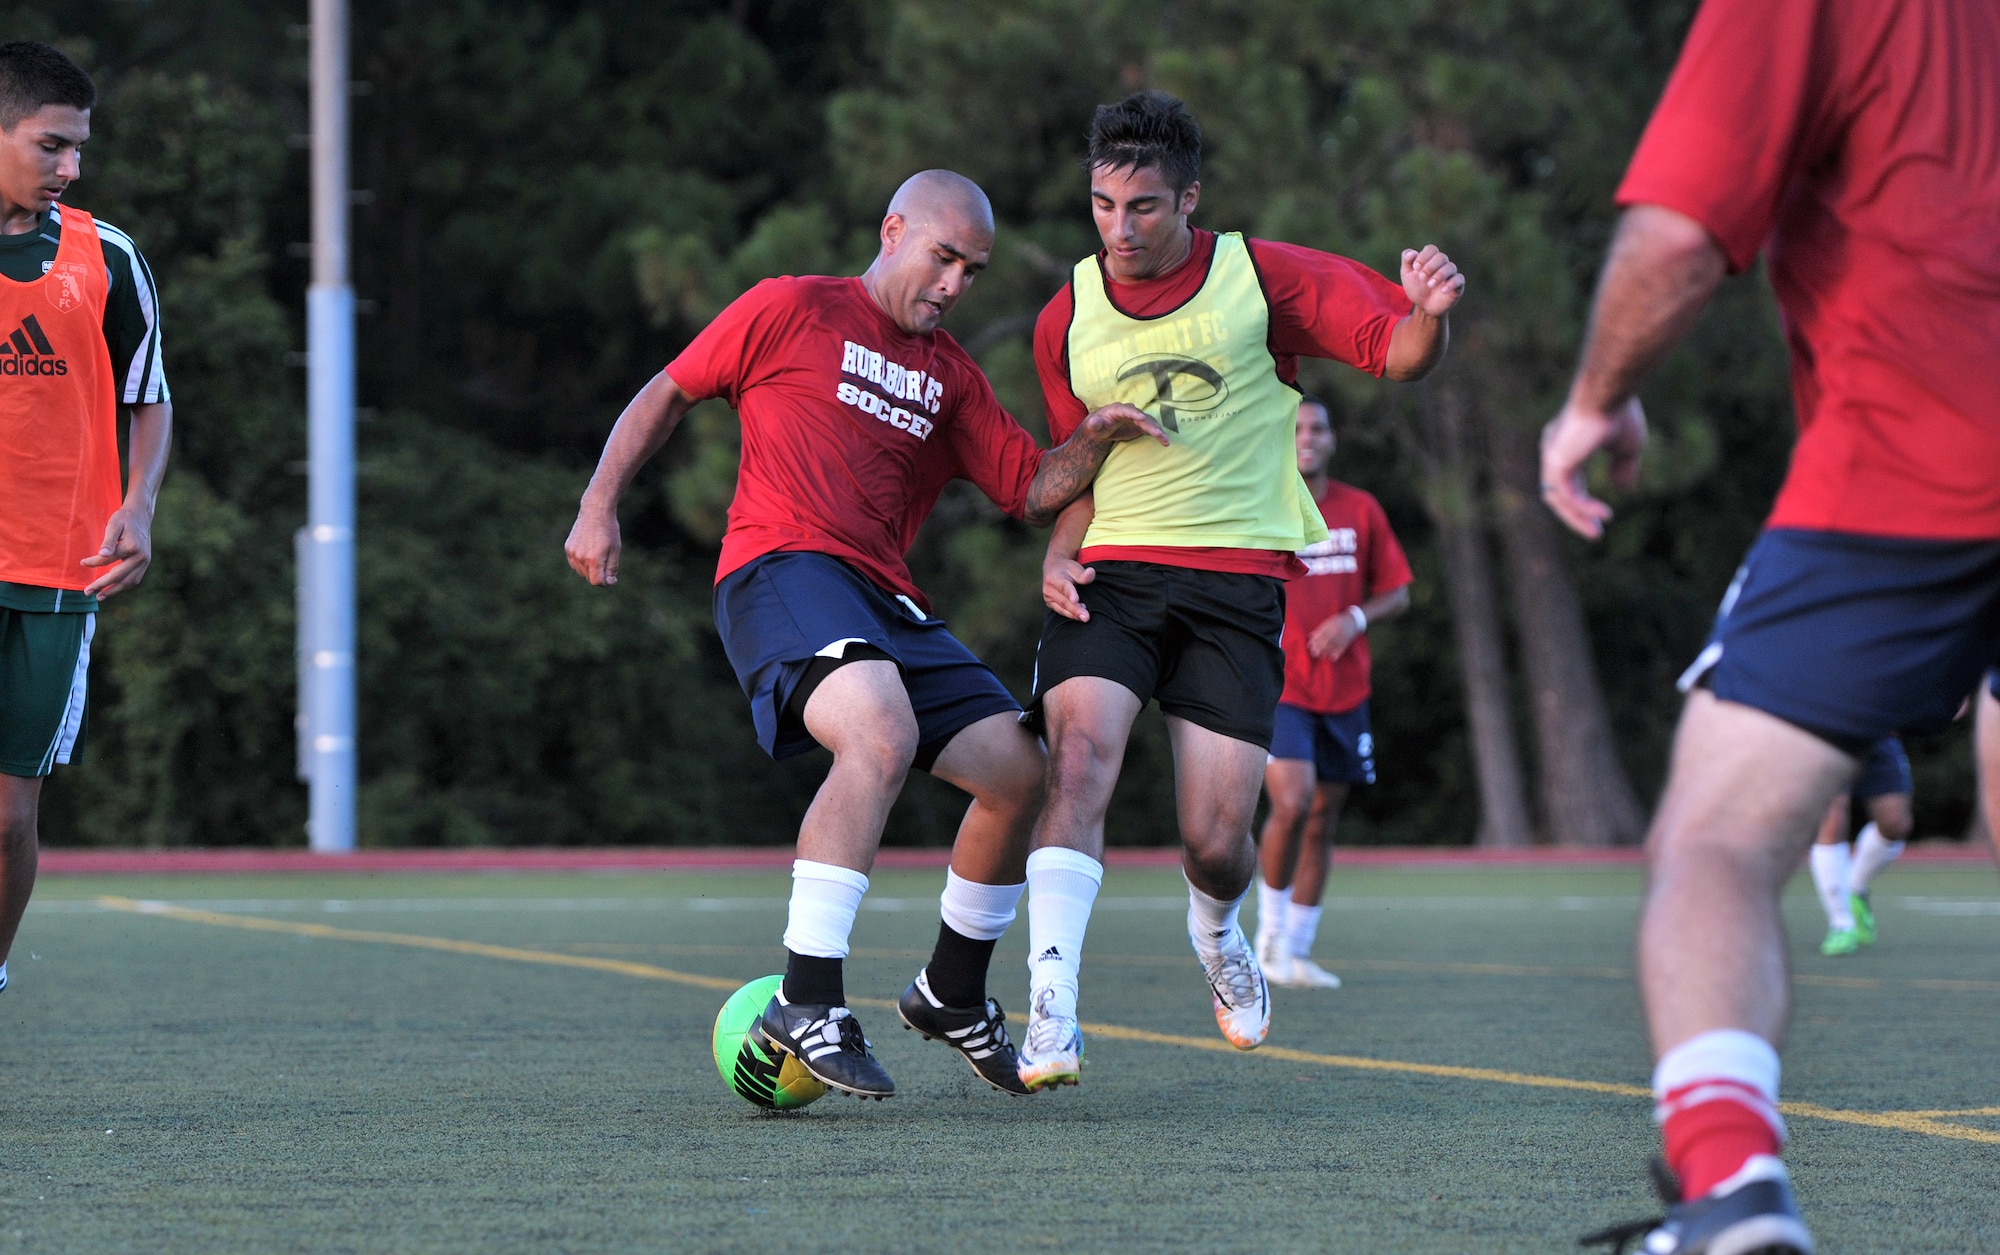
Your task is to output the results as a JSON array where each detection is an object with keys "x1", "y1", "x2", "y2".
[{"x1": 1023, "y1": 434, "x2": 1112, "y2": 526}]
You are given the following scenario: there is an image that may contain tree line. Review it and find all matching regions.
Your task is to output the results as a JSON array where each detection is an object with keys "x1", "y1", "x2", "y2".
[{"x1": 17, "y1": 0, "x2": 1975, "y2": 848}]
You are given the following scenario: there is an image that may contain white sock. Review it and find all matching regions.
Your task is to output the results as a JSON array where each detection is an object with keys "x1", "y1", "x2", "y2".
[
  {"x1": 782, "y1": 859, "x2": 869, "y2": 958},
  {"x1": 1807, "y1": 843, "x2": 1854, "y2": 930},
  {"x1": 1850, "y1": 822, "x2": 1905, "y2": 894},
  {"x1": 1652, "y1": 1028, "x2": 1786, "y2": 1141},
  {"x1": 939, "y1": 869, "x2": 1024, "y2": 941},
  {"x1": 1185, "y1": 874, "x2": 1245, "y2": 962},
  {"x1": 1654, "y1": 1028, "x2": 1780, "y2": 1100},
  {"x1": 1286, "y1": 902, "x2": 1323, "y2": 959},
  {"x1": 1255, "y1": 880, "x2": 1289, "y2": 947},
  {"x1": 1025, "y1": 847, "x2": 1103, "y2": 1020}
]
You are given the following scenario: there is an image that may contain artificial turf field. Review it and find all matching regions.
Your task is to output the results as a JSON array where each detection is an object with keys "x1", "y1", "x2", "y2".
[{"x1": 5, "y1": 862, "x2": 1999, "y2": 1252}]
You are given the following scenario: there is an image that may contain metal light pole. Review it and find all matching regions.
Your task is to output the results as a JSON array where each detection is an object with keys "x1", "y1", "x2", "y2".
[{"x1": 300, "y1": 0, "x2": 357, "y2": 852}]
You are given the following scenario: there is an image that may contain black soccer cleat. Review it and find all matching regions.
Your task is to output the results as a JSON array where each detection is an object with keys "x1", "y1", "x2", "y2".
[
  {"x1": 1581, "y1": 1158, "x2": 1813, "y2": 1255},
  {"x1": 756, "y1": 994, "x2": 896, "y2": 1100},
  {"x1": 897, "y1": 969, "x2": 1031, "y2": 1096}
]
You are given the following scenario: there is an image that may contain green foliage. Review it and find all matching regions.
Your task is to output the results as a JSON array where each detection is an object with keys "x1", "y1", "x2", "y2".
[
  {"x1": 27, "y1": 0, "x2": 1975, "y2": 847},
  {"x1": 352, "y1": 417, "x2": 753, "y2": 846}
]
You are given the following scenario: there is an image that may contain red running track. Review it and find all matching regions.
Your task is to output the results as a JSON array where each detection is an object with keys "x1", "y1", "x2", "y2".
[{"x1": 35, "y1": 842, "x2": 1990, "y2": 876}]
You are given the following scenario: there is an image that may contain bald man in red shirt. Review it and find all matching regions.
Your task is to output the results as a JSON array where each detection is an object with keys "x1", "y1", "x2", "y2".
[
  {"x1": 567, "y1": 171, "x2": 1159, "y2": 1102},
  {"x1": 1543, "y1": 1, "x2": 2000, "y2": 1250}
]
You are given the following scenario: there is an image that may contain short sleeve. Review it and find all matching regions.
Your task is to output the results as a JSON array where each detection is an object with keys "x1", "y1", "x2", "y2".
[
  {"x1": 1615, "y1": 0, "x2": 1837, "y2": 273},
  {"x1": 1364, "y1": 494, "x2": 1414, "y2": 594},
  {"x1": 1250, "y1": 240, "x2": 1408, "y2": 377},
  {"x1": 664, "y1": 278, "x2": 794, "y2": 404},
  {"x1": 942, "y1": 352, "x2": 1044, "y2": 519},
  {"x1": 1033, "y1": 285, "x2": 1089, "y2": 445},
  {"x1": 93, "y1": 221, "x2": 167, "y2": 405}
]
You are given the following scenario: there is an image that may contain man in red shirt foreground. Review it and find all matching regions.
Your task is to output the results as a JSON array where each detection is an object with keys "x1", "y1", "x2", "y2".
[
  {"x1": 566, "y1": 170, "x2": 1160, "y2": 1101},
  {"x1": 1542, "y1": 1, "x2": 2000, "y2": 1249},
  {"x1": 1253, "y1": 397, "x2": 1410, "y2": 989}
]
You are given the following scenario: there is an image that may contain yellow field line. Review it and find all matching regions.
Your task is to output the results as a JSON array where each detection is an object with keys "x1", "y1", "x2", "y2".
[
  {"x1": 1779, "y1": 1103, "x2": 2000, "y2": 1144},
  {"x1": 1076, "y1": 1023, "x2": 1649, "y2": 1097},
  {"x1": 98, "y1": 895, "x2": 2000, "y2": 1143}
]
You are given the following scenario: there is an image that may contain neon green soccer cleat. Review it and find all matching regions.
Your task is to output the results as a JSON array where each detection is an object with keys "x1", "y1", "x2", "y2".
[
  {"x1": 1850, "y1": 892, "x2": 1877, "y2": 946},
  {"x1": 1820, "y1": 927, "x2": 1860, "y2": 957}
]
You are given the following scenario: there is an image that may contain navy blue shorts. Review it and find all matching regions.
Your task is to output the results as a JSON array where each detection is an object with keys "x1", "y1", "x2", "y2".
[
  {"x1": 713, "y1": 552, "x2": 1021, "y2": 765},
  {"x1": 1852, "y1": 736, "x2": 1912, "y2": 800},
  {"x1": 1267, "y1": 701, "x2": 1375, "y2": 785},
  {"x1": 1681, "y1": 529, "x2": 2000, "y2": 754}
]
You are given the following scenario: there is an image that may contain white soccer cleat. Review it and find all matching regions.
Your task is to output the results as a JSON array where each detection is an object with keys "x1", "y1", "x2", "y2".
[
  {"x1": 1287, "y1": 957, "x2": 1342, "y2": 989},
  {"x1": 1016, "y1": 986, "x2": 1083, "y2": 1091},
  {"x1": 1197, "y1": 924, "x2": 1271, "y2": 1049}
]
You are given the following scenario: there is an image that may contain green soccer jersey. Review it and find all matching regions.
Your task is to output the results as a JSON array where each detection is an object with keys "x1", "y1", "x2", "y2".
[{"x1": 0, "y1": 204, "x2": 168, "y2": 614}]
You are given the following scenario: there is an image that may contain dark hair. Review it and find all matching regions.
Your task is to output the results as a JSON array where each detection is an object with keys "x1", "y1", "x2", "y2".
[
  {"x1": 0, "y1": 42, "x2": 95, "y2": 131},
  {"x1": 1297, "y1": 394, "x2": 1332, "y2": 421},
  {"x1": 1085, "y1": 90, "x2": 1200, "y2": 192}
]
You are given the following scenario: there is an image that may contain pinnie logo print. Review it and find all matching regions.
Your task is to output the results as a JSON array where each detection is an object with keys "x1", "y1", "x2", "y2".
[
  {"x1": 47, "y1": 262, "x2": 87, "y2": 313},
  {"x1": 1114, "y1": 354, "x2": 1229, "y2": 432}
]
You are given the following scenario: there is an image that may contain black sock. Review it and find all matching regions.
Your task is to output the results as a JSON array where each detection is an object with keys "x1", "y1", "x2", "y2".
[
  {"x1": 924, "y1": 921, "x2": 997, "y2": 1008},
  {"x1": 783, "y1": 951, "x2": 844, "y2": 1006}
]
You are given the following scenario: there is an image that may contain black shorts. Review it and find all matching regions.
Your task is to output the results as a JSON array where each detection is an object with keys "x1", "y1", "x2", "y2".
[{"x1": 1028, "y1": 561, "x2": 1286, "y2": 749}]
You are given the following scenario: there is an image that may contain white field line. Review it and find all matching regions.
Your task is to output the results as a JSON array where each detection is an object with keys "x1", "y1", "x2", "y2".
[{"x1": 26, "y1": 893, "x2": 1647, "y2": 916}]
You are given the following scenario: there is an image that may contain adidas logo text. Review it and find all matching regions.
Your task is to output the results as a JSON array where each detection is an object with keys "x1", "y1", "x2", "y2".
[{"x1": 0, "y1": 315, "x2": 66, "y2": 376}]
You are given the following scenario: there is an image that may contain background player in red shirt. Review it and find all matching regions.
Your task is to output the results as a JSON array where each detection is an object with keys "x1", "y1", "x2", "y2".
[
  {"x1": 1253, "y1": 397, "x2": 1410, "y2": 990},
  {"x1": 1541, "y1": 1, "x2": 2000, "y2": 1249},
  {"x1": 0, "y1": 43, "x2": 172, "y2": 998},
  {"x1": 566, "y1": 170, "x2": 1159, "y2": 1101}
]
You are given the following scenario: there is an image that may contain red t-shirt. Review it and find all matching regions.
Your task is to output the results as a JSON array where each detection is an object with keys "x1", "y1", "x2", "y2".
[
  {"x1": 1617, "y1": 0, "x2": 2000, "y2": 539},
  {"x1": 666, "y1": 276, "x2": 1045, "y2": 609},
  {"x1": 1034, "y1": 229, "x2": 1408, "y2": 577},
  {"x1": 1280, "y1": 481, "x2": 1413, "y2": 714}
]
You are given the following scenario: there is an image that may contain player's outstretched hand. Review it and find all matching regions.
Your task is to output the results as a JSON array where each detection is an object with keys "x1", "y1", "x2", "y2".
[
  {"x1": 1540, "y1": 396, "x2": 1647, "y2": 540},
  {"x1": 565, "y1": 506, "x2": 622, "y2": 586},
  {"x1": 1082, "y1": 402, "x2": 1170, "y2": 448},
  {"x1": 80, "y1": 507, "x2": 153, "y2": 599},
  {"x1": 1044, "y1": 555, "x2": 1095, "y2": 622},
  {"x1": 1401, "y1": 245, "x2": 1466, "y2": 317}
]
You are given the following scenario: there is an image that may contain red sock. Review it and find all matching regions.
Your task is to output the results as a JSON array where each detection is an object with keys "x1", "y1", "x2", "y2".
[{"x1": 1657, "y1": 1081, "x2": 1783, "y2": 1200}]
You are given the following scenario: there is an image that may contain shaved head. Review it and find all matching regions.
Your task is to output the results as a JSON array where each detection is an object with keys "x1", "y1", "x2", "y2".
[
  {"x1": 861, "y1": 169, "x2": 997, "y2": 336},
  {"x1": 886, "y1": 168, "x2": 994, "y2": 236}
]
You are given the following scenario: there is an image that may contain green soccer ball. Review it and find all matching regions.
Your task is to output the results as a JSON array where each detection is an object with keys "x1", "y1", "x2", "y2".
[{"x1": 712, "y1": 974, "x2": 827, "y2": 1111}]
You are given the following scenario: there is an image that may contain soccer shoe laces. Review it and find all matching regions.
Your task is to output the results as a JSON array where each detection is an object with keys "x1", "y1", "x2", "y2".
[
  {"x1": 957, "y1": 1000, "x2": 1014, "y2": 1060},
  {"x1": 1202, "y1": 938, "x2": 1264, "y2": 1011},
  {"x1": 1576, "y1": 1217, "x2": 1656, "y2": 1255},
  {"x1": 1578, "y1": 1158, "x2": 1679, "y2": 1253},
  {"x1": 1022, "y1": 988, "x2": 1078, "y2": 1057},
  {"x1": 789, "y1": 1004, "x2": 872, "y2": 1062}
]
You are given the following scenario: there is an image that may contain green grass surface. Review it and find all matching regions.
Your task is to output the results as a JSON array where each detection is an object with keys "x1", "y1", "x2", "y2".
[{"x1": 6, "y1": 864, "x2": 1999, "y2": 1252}]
